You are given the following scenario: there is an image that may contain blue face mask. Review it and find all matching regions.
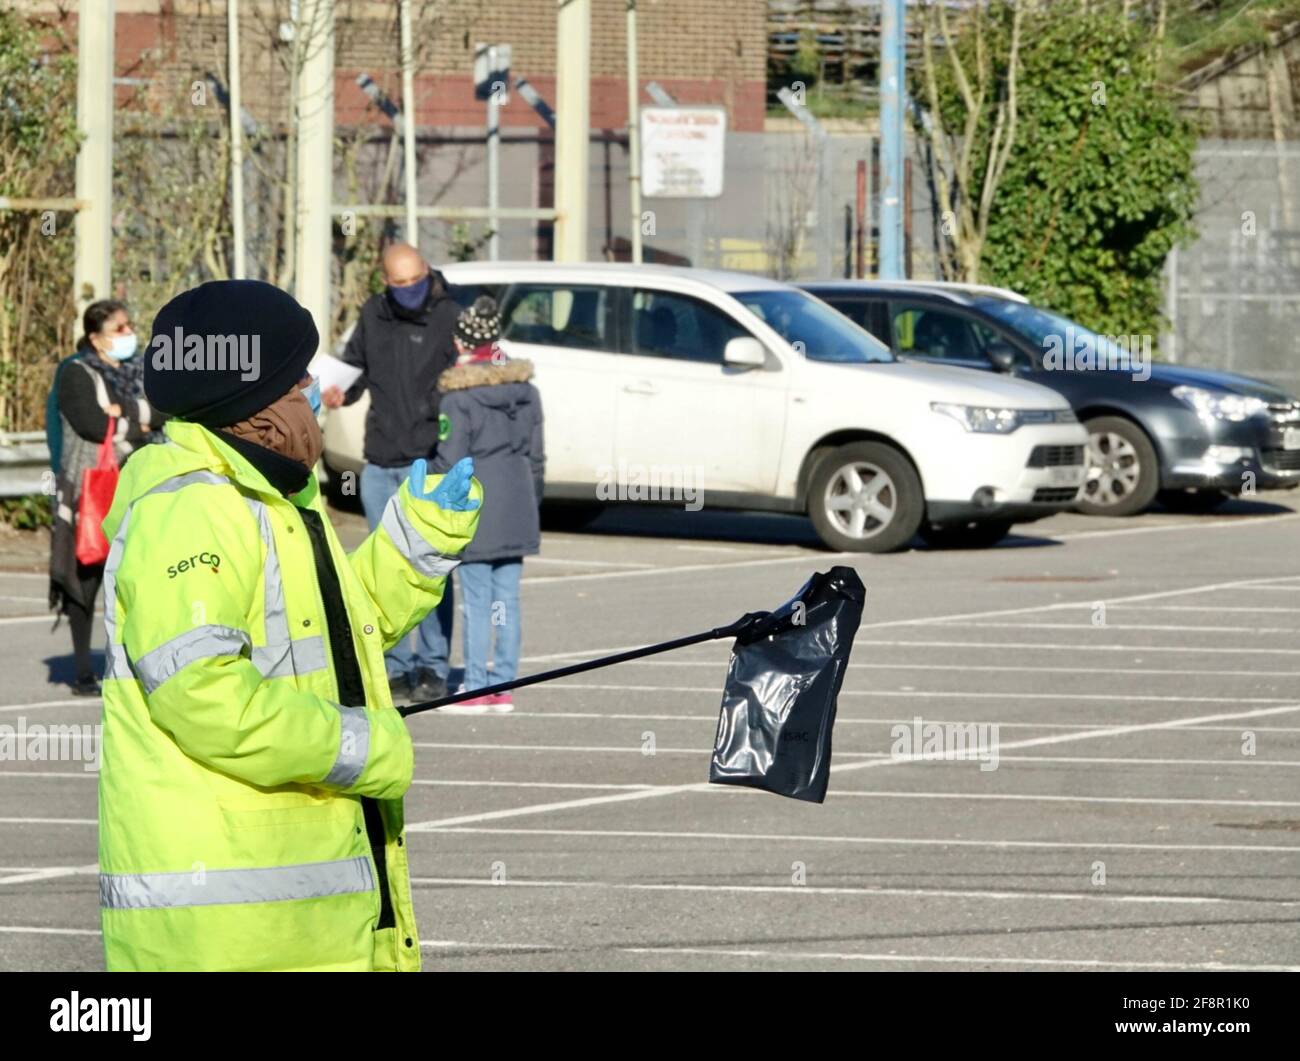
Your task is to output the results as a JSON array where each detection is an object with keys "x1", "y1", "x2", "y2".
[
  {"x1": 303, "y1": 377, "x2": 322, "y2": 416},
  {"x1": 389, "y1": 274, "x2": 432, "y2": 311},
  {"x1": 105, "y1": 334, "x2": 138, "y2": 361}
]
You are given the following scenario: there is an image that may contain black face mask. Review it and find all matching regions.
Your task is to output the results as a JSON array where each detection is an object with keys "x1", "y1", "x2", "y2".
[{"x1": 388, "y1": 274, "x2": 431, "y2": 311}]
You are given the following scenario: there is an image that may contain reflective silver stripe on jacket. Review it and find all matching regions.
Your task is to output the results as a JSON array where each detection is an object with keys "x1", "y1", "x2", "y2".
[
  {"x1": 132, "y1": 624, "x2": 252, "y2": 695},
  {"x1": 323, "y1": 704, "x2": 370, "y2": 788},
  {"x1": 101, "y1": 505, "x2": 135, "y2": 682},
  {"x1": 244, "y1": 496, "x2": 329, "y2": 681},
  {"x1": 381, "y1": 497, "x2": 460, "y2": 580},
  {"x1": 104, "y1": 470, "x2": 328, "y2": 686},
  {"x1": 251, "y1": 635, "x2": 328, "y2": 680},
  {"x1": 99, "y1": 855, "x2": 375, "y2": 910}
]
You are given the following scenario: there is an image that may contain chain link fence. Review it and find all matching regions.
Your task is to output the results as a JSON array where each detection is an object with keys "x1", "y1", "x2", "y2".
[{"x1": 1165, "y1": 141, "x2": 1300, "y2": 393}]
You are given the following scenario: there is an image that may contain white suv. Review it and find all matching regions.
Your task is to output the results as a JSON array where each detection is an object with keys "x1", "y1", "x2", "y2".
[{"x1": 323, "y1": 263, "x2": 1088, "y2": 552}]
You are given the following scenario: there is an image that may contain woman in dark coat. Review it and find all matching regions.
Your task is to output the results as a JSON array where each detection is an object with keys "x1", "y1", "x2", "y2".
[{"x1": 48, "y1": 300, "x2": 163, "y2": 695}]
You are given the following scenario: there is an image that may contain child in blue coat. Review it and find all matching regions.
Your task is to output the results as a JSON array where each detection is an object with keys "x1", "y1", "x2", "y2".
[{"x1": 432, "y1": 297, "x2": 545, "y2": 713}]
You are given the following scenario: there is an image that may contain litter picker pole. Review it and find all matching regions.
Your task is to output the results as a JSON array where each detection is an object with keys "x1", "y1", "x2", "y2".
[{"x1": 398, "y1": 614, "x2": 775, "y2": 718}]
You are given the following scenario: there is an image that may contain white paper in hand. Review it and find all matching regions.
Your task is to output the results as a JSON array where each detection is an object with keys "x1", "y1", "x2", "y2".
[{"x1": 313, "y1": 354, "x2": 363, "y2": 394}]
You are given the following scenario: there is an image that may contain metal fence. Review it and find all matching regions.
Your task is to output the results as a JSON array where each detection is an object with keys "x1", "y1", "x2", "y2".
[
  {"x1": 207, "y1": 129, "x2": 1300, "y2": 398},
  {"x1": 1165, "y1": 140, "x2": 1300, "y2": 392}
]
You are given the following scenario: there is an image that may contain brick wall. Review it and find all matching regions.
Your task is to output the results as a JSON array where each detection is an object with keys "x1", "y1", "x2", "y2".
[{"x1": 112, "y1": 0, "x2": 768, "y2": 132}]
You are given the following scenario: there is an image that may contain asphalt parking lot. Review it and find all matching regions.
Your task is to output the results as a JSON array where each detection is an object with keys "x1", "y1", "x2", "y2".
[{"x1": 2, "y1": 492, "x2": 1299, "y2": 971}]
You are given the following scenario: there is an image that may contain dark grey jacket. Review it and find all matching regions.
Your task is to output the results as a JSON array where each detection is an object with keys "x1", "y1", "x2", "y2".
[
  {"x1": 431, "y1": 358, "x2": 545, "y2": 563},
  {"x1": 339, "y1": 270, "x2": 460, "y2": 468}
]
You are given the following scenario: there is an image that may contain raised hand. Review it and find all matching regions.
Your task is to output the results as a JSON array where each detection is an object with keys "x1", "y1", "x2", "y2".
[{"x1": 409, "y1": 457, "x2": 479, "y2": 512}]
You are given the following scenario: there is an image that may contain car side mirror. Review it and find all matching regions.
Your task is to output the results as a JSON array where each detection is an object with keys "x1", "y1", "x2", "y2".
[
  {"x1": 724, "y1": 336, "x2": 766, "y2": 370},
  {"x1": 987, "y1": 341, "x2": 1018, "y2": 372}
]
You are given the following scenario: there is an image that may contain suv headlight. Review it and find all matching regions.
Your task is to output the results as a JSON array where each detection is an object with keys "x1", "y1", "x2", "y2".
[
  {"x1": 1172, "y1": 385, "x2": 1268, "y2": 422},
  {"x1": 930, "y1": 403, "x2": 1073, "y2": 433}
]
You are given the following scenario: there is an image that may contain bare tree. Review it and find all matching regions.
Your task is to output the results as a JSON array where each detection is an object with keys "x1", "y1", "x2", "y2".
[
  {"x1": 914, "y1": 0, "x2": 1023, "y2": 282},
  {"x1": 766, "y1": 133, "x2": 820, "y2": 280}
]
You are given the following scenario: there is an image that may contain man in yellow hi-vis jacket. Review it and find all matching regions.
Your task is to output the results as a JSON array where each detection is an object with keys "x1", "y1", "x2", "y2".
[{"x1": 98, "y1": 280, "x2": 481, "y2": 971}]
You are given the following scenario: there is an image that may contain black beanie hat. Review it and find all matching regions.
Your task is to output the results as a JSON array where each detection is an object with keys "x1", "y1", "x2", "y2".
[
  {"x1": 454, "y1": 295, "x2": 503, "y2": 347},
  {"x1": 144, "y1": 280, "x2": 319, "y2": 428}
]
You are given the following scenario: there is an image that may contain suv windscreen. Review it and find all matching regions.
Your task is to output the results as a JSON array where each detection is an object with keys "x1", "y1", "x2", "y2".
[{"x1": 734, "y1": 290, "x2": 894, "y2": 364}]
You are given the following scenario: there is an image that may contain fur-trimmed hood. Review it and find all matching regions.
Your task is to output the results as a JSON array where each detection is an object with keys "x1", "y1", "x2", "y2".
[{"x1": 437, "y1": 358, "x2": 534, "y2": 393}]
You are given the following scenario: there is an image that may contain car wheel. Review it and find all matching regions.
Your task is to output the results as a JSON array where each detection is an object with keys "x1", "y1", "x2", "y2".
[
  {"x1": 1158, "y1": 488, "x2": 1230, "y2": 514},
  {"x1": 1077, "y1": 416, "x2": 1160, "y2": 517},
  {"x1": 919, "y1": 520, "x2": 1013, "y2": 549},
  {"x1": 808, "y1": 442, "x2": 924, "y2": 553}
]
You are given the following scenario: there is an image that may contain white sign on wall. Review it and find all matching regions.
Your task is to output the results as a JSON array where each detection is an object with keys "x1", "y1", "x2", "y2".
[{"x1": 640, "y1": 106, "x2": 727, "y2": 199}]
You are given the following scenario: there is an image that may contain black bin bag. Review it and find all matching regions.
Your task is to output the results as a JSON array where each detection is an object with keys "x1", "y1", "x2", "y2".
[{"x1": 709, "y1": 566, "x2": 866, "y2": 803}]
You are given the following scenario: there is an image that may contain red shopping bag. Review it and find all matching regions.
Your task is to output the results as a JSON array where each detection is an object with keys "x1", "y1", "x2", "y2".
[{"x1": 75, "y1": 418, "x2": 119, "y2": 566}]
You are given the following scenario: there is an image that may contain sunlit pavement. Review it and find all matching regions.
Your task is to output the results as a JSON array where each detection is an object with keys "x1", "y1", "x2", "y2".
[{"x1": 2, "y1": 491, "x2": 1298, "y2": 970}]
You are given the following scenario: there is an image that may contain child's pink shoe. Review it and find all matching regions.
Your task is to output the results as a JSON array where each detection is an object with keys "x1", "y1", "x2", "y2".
[
  {"x1": 438, "y1": 694, "x2": 494, "y2": 716},
  {"x1": 489, "y1": 693, "x2": 514, "y2": 714}
]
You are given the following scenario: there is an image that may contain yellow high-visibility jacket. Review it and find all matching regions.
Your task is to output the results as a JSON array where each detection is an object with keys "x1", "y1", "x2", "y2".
[{"x1": 97, "y1": 420, "x2": 481, "y2": 971}]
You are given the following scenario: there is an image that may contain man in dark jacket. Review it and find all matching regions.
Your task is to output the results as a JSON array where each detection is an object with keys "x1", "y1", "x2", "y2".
[
  {"x1": 432, "y1": 297, "x2": 545, "y2": 715},
  {"x1": 322, "y1": 242, "x2": 460, "y2": 702}
]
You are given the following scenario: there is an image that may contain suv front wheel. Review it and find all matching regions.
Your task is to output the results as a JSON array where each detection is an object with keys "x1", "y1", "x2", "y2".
[{"x1": 808, "y1": 442, "x2": 924, "y2": 553}]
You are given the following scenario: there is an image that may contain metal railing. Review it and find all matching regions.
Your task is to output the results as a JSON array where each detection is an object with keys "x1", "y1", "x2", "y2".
[{"x1": 0, "y1": 432, "x2": 51, "y2": 498}]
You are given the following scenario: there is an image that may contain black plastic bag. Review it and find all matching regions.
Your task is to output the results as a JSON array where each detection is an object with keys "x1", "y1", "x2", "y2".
[{"x1": 708, "y1": 566, "x2": 865, "y2": 803}]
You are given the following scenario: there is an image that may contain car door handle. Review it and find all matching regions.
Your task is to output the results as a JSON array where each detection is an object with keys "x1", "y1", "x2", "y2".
[{"x1": 622, "y1": 381, "x2": 658, "y2": 395}]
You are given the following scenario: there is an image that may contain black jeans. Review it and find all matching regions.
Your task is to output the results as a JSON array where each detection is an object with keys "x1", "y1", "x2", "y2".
[{"x1": 66, "y1": 565, "x2": 103, "y2": 682}]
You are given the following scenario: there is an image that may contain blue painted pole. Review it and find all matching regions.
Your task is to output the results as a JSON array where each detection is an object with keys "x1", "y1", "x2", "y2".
[{"x1": 878, "y1": 0, "x2": 905, "y2": 279}]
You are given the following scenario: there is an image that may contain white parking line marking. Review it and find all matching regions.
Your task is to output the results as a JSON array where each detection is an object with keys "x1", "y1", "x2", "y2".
[
  {"x1": 410, "y1": 876, "x2": 1297, "y2": 907},
  {"x1": 933, "y1": 622, "x2": 1300, "y2": 634},
  {"x1": 857, "y1": 572, "x2": 1300, "y2": 631},
  {"x1": 674, "y1": 544, "x2": 776, "y2": 554},
  {"x1": 417, "y1": 825, "x2": 1300, "y2": 854},
  {"x1": 0, "y1": 698, "x2": 99, "y2": 714},
  {"x1": 821, "y1": 790, "x2": 1300, "y2": 808},
  {"x1": 418, "y1": 744, "x2": 1300, "y2": 769},
  {"x1": 0, "y1": 926, "x2": 101, "y2": 937},
  {"x1": 0, "y1": 818, "x2": 97, "y2": 827},
  {"x1": 0, "y1": 864, "x2": 97, "y2": 886},
  {"x1": 619, "y1": 946, "x2": 1300, "y2": 972},
  {"x1": 532, "y1": 682, "x2": 1295, "y2": 705},
  {"x1": 417, "y1": 710, "x2": 1300, "y2": 734},
  {"x1": 413, "y1": 741, "x2": 702, "y2": 755},
  {"x1": 578, "y1": 659, "x2": 1300, "y2": 678},
  {"x1": 528, "y1": 556, "x2": 652, "y2": 569},
  {"x1": 1112, "y1": 604, "x2": 1300, "y2": 614},
  {"x1": 405, "y1": 700, "x2": 1300, "y2": 830},
  {"x1": 420, "y1": 939, "x2": 556, "y2": 951},
  {"x1": 517, "y1": 573, "x2": 1300, "y2": 665},
  {"x1": 858, "y1": 639, "x2": 1300, "y2": 655},
  {"x1": 1045, "y1": 511, "x2": 1300, "y2": 543},
  {"x1": 520, "y1": 551, "x2": 856, "y2": 586},
  {"x1": 871, "y1": 753, "x2": 1300, "y2": 768}
]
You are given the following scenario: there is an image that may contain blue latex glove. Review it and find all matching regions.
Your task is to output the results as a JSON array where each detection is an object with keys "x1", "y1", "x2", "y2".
[{"x1": 409, "y1": 457, "x2": 479, "y2": 512}]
